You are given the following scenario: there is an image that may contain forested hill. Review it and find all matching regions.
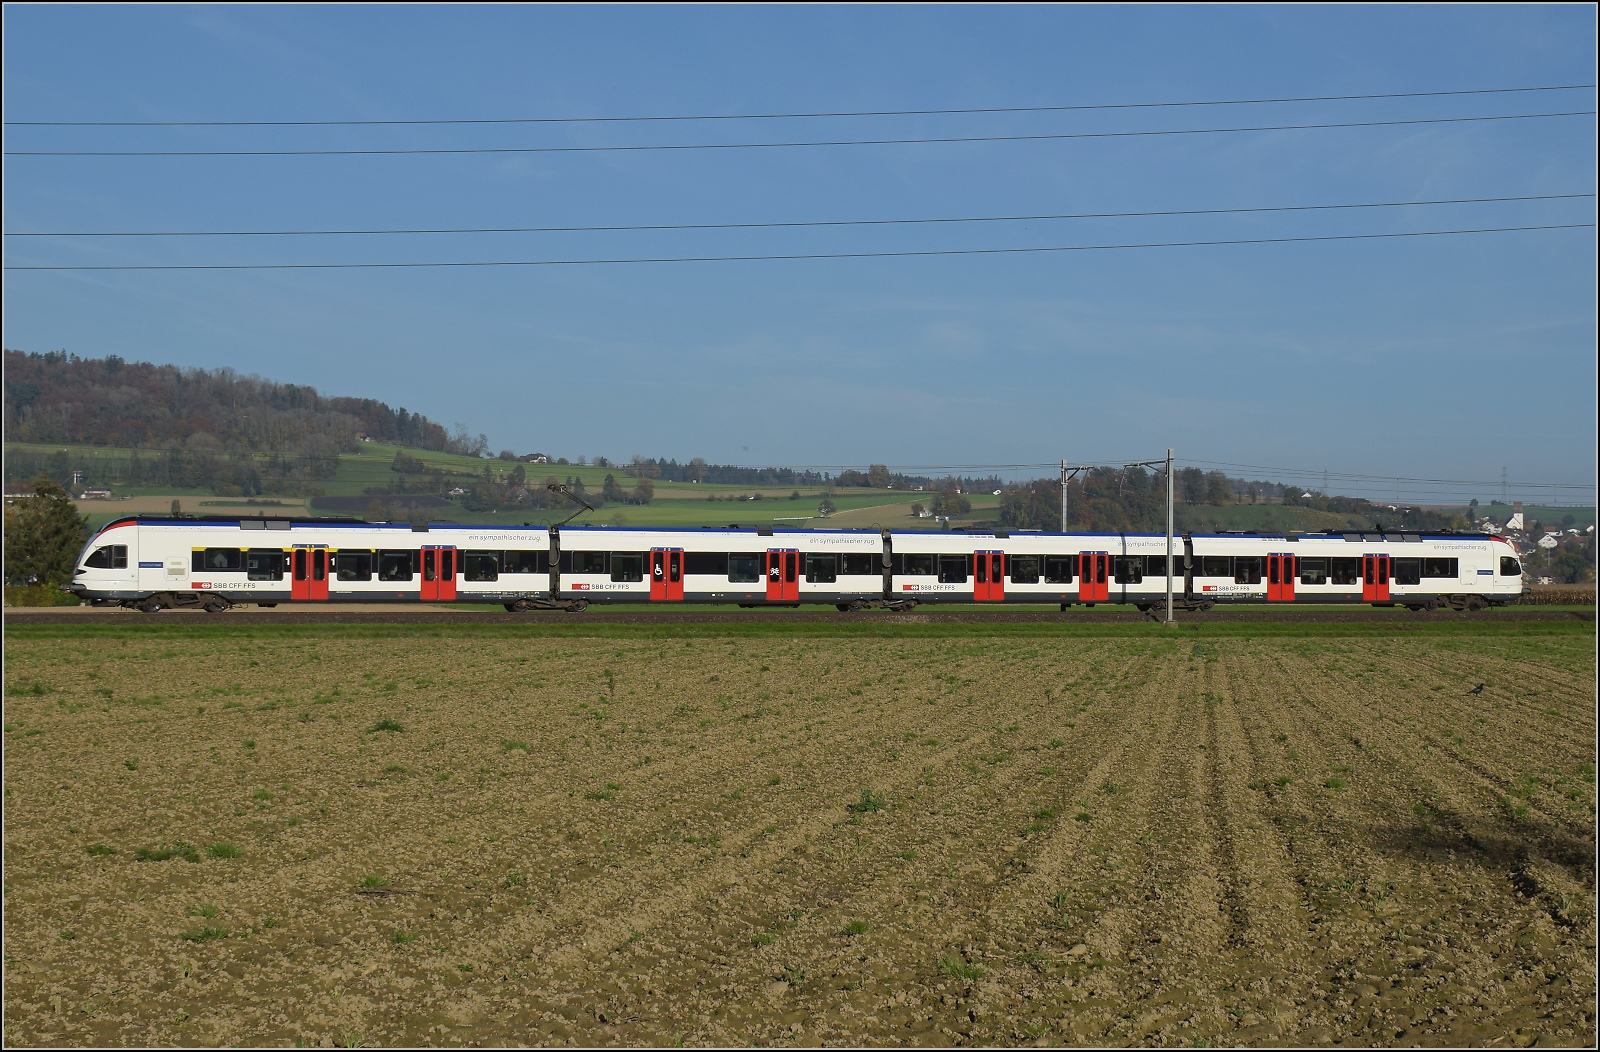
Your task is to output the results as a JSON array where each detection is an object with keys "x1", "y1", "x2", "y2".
[{"x1": 3, "y1": 350, "x2": 475, "y2": 456}]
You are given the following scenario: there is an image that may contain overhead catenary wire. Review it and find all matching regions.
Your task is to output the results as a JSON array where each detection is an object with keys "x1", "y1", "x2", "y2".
[
  {"x1": 5, "y1": 110, "x2": 1593, "y2": 157},
  {"x1": 6, "y1": 82, "x2": 1592, "y2": 127},
  {"x1": 6, "y1": 223, "x2": 1591, "y2": 270},
  {"x1": 7, "y1": 192, "x2": 1591, "y2": 238}
]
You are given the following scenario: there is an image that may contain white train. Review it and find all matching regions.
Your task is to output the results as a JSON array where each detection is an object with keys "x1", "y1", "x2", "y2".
[{"x1": 66, "y1": 515, "x2": 1528, "y2": 612}]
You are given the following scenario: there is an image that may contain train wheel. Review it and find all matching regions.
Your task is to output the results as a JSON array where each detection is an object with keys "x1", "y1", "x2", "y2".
[
  {"x1": 140, "y1": 599, "x2": 162, "y2": 613},
  {"x1": 1465, "y1": 596, "x2": 1485, "y2": 612},
  {"x1": 565, "y1": 601, "x2": 588, "y2": 614},
  {"x1": 202, "y1": 599, "x2": 230, "y2": 614}
]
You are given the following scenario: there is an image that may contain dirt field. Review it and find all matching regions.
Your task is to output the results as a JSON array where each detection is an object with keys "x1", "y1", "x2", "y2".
[{"x1": 3, "y1": 626, "x2": 1594, "y2": 1047}]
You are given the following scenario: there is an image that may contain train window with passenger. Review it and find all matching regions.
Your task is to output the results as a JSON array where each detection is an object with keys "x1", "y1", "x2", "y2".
[
  {"x1": 1392, "y1": 558, "x2": 1422, "y2": 585},
  {"x1": 332, "y1": 550, "x2": 370, "y2": 581},
  {"x1": 463, "y1": 551, "x2": 501, "y2": 582},
  {"x1": 937, "y1": 555, "x2": 969, "y2": 583},
  {"x1": 805, "y1": 553, "x2": 838, "y2": 583},
  {"x1": 1500, "y1": 556, "x2": 1521, "y2": 576},
  {"x1": 378, "y1": 551, "x2": 415, "y2": 581},
  {"x1": 1043, "y1": 555, "x2": 1075, "y2": 583},
  {"x1": 574, "y1": 551, "x2": 607, "y2": 574},
  {"x1": 502, "y1": 550, "x2": 541, "y2": 574},
  {"x1": 1143, "y1": 555, "x2": 1176, "y2": 578},
  {"x1": 685, "y1": 552, "x2": 728, "y2": 576},
  {"x1": 84, "y1": 544, "x2": 128, "y2": 569},
  {"x1": 610, "y1": 553, "x2": 644, "y2": 582},
  {"x1": 1009, "y1": 555, "x2": 1041, "y2": 584},
  {"x1": 1199, "y1": 556, "x2": 1231, "y2": 577},
  {"x1": 1114, "y1": 557, "x2": 1144, "y2": 583},
  {"x1": 1421, "y1": 558, "x2": 1458, "y2": 578},
  {"x1": 1233, "y1": 557, "x2": 1262, "y2": 584},
  {"x1": 728, "y1": 553, "x2": 761, "y2": 582},
  {"x1": 1298, "y1": 557, "x2": 1328, "y2": 585},
  {"x1": 193, "y1": 548, "x2": 244, "y2": 572},
  {"x1": 901, "y1": 554, "x2": 935, "y2": 576},
  {"x1": 1329, "y1": 557, "x2": 1361, "y2": 585},
  {"x1": 841, "y1": 553, "x2": 875, "y2": 576}
]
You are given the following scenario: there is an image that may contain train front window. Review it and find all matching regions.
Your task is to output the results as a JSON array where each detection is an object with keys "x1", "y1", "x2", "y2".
[
  {"x1": 1500, "y1": 556, "x2": 1522, "y2": 576},
  {"x1": 84, "y1": 544, "x2": 127, "y2": 569},
  {"x1": 1298, "y1": 557, "x2": 1328, "y2": 585},
  {"x1": 728, "y1": 553, "x2": 761, "y2": 583},
  {"x1": 1010, "y1": 555, "x2": 1040, "y2": 584},
  {"x1": 248, "y1": 549, "x2": 287, "y2": 581},
  {"x1": 378, "y1": 551, "x2": 414, "y2": 582},
  {"x1": 463, "y1": 551, "x2": 500, "y2": 582}
]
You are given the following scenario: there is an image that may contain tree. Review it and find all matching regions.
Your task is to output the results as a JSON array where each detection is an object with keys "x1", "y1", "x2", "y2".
[
  {"x1": 633, "y1": 476, "x2": 655, "y2": 504},
  {"x1": 4, "y1": 473, "x2": 90, "y2": 587},
  {"x1": 365, "y1": 498, "x2": 386, "y2": 523},
  {"x1": 818, "y1": 498, "x2": 836, "y2": 517},
  {"x1": 867, "y1": 464, "x2": 891, "y2": 488},
  {"x1": 1206, "y1": 471, "x2": 1232, "y2": 506}
]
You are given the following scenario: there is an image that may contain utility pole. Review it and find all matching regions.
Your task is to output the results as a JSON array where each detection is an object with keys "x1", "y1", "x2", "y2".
[
  {"x1": 1165, "y1": 448, "x2": 1175, "y2": 624},
  {"x1": 1060, "y1": 459, "x2": 1068, "y2": 531}
]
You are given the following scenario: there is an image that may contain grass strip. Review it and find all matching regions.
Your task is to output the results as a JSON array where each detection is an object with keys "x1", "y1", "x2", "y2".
[{"x1": 5, "y1": 619, "x2": 1591, "y2": 642}]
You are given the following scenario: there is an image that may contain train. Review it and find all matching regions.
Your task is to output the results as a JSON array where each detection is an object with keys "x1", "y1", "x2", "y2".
[{"x1": 65, "y1": 514, "x2": 1528, "y2": 613}]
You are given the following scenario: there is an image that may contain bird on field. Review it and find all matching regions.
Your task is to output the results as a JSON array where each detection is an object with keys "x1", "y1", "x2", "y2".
[{"x1": 1465, "y1": 683, "x2": 1485, "y2": 696}]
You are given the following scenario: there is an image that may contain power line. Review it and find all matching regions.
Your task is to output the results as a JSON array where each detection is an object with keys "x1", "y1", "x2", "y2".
[
  {"x1": 6, "y1": 110, "x2": 1591, "y2": 158},
  {"x1": 7, "y1": 193, "x2": 1591, "y2": 239},
  {"x1": 5, "y1": 222, "x2": 1590, "y2": 271},
  {"x1": 1180, "y1": 458, "x2": 1594, "y2": 490},
  {"x1": 6, "y1": 83, "x2": 1592, "y2": 127}
]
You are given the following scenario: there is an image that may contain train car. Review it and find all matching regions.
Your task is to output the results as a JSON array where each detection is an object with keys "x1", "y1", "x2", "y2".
[{"x1": 66, "y1": 515, "x2": 1527, "y2": 612}]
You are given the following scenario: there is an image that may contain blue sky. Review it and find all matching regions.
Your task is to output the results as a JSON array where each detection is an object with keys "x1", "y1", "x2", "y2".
[{"x1": 3, "y1": 5, "x2": 1594, "y2": 502}]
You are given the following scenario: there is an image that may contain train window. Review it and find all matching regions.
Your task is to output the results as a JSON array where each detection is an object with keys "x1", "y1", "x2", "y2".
[
  {"x1": 1500, "y1": 556, "x2": 1522, "y2": 576},
  {"x1": 1114, "y1": 556, "x2": 1144, "y2": 584},
  {"x1": 685, "y1": 552, "x2": 728, "y2": 576},
  {"x1": 609, "y1": 554, "x2": 644, "y2": 582},
  {"x1": 1298, "y1": 557, "x2": 1328, "y2": 585},
  {"x1": 1420, "y1": 558, "x2": 1459, "y2": 578},
  {"x1": 378, "y1": 551, "x2": 415, "y2": 582},
  {"x1": 1199, "y1": 556, "x2": 1231, "y2": 577},
  {"x1": 193, "y1": 548, "x2": 244, "y2": 572},
  {"x1": 1392, "y1": 558, "x2": 1421, "y2": 585},
  {"x1": 841, "y1": 553, "x2": 875, "y2": 576},
  {"x1": 805, "y1": 553, "x2": 838, "y2": 583},
  {"x1": 1233, "y1": 558, "x2": 1262, "y2": 584},
  {"x1": 1009, "y1": 555, "x2": 1041, "y2": 584},
  {"x1": 245, "y1": 549, "x2": 285, "y2": 581},
  {"x1": 1329, "y1": 557, "x2": 1361, "y2": 585},
  {"x1": 502, "y1": 550, "x2": 540, "y2": 574},
  {"x1": 902, "y1": 554, "x2": 935, "y2": 576},
  {"x1": 575, "y1": 551, "x2": 607, "y2": 574},
  {"x1": 84, "y1": 544, "x2": 128, "y2": 569},
  {"x1": 937, "y1": 555, "x2": 969, "y2": 584},
  {"x1": 1143, "y1": 555, "x2": 1175, "y2": 577},
  {"x1": 727, "y1": 553, "x2": 761, "y2": 583},
  {"x1": 330, "y1": 551, "x2": 369, "y2": 582},
  {"x1": 463, "y1": 551, "x2": 500, "y2": 582},
  {"x1": 1043, "y1": 555, "x2": 1075, "y2": 583}
]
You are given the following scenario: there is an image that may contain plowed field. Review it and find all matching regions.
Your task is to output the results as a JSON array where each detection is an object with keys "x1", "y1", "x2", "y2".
[{"x1": 3, "y1": 629, "x2": 1594, "y2": 1047}]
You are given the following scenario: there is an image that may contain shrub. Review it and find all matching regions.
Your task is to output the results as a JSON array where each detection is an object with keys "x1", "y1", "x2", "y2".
[
  {"x1": 847, "y1": 789, "x2": 886, "y2": 814},
  {"x1": 368, "y1": 719, "x2": 404, "y2": 733}
]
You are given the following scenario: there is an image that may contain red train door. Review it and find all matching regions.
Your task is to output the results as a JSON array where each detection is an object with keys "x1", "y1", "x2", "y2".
[
  {"x1": 421, "y1": 546, "x2": 457, "y2": 601},
  {"x1": 974, "y1": 551, "x2": 1005, "y2": 601},
  {"x1": 766, "y1": 549, "x2": 799, "y2": 601},
  {"x1": 292, "y1": 548, "x2": 329, "y2": 601},
  {"x1": 1078, "y1": 552, "x2": 1109, "y2": 602},
  {"x1": 651, "y1": 548, "x2": 684, "y2": 601},
  {"x1": 1363, "y1": 554, "x2": 1390, "y2": 602},
  {"x1": 1267, "y1": 554, "x2": 1297, "y2": 602}
]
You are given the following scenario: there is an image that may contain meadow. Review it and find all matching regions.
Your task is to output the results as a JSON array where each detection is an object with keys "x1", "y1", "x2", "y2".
[{"x1": 2, "y1": 621, "x2": 1594, "y2": 1046}]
